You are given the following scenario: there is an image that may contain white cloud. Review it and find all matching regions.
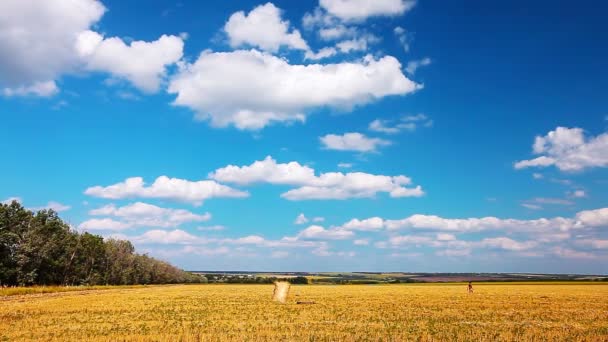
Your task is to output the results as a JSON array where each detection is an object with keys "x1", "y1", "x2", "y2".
[
  {"x1": 515, "y1": 127, "x2": 608, "y2": 172},
  {"x1": 521, "y1": 203, "x2": 542, "y2": 210},
  {"x1": 30, "y1": 201, "x2": 71, "y2": 212},
  {"x1": 570, "y1": 190, "x2": 586, "y2": 198},
  {"x1": 0, "y1": 0, "x2": 105, "y2": 90},
  {"x1": 79, "y1": 218, "x2": 131, "y2": 231},
  {"x1": 271, "y1": 251, "x2": 289, "y2": 258},
  {"x1": 532, "y1": 173, "x2": 544, "y2": 179},
  {"x1": 2, "y1": 81, "x2": 59, "y2": 97},
  {"x1": 405, "y1": 57, "x2": 431, "y2": 75},
  {"x1": 436, "y1": 249, "x2": 471, "y2": 257},
  {"x1": 304, "y1": 47, "x2": 338, "y2": 60},
  {"x1": 335, "y1": 35, "x2": 379, "y2": 53},
  {"x1": 319, "y1": 0, "x2": 416, "y2": 21},
  {"x1": 353, "y1": 239, "x2": 369, "y2": 245},
  {"x1": 224, "y1": 3, "x2": 309, "y2": 53},
  {"x1": 197, "y1": 225, "x2": 226, "y2": 231},
  {"x1": 76, "y1": 30, "x2": 184, "y2": 93},
  {"x1": 480, "y1": 237, "x2": 537, "y2": 251},
  {"x1": 295, "y1": 213, "x2": 309, "y2": 225},
  {"x1": 168, "y1": 50, "x2": 420, "y2": 130},
  {"x1": 84, "y1": 176, "x2": 248, "y2": 206},
  {"x1": 436, "y1": 233, "x2": 456, "y2": 241},
  {"x1": 368, "y1": 114, "x2": 432, "y2": 134},
  {"x1": 133, "y1": 229, "x2": 201, "y2": 244},
  {"x1": 209, "y1": 156, "x2": 424, "y2": 200},
  {"x1": 576, "y1": 239, "x2": 608, "y2": 249},
  {"x1": 552, "y1": 247, "x2": 596, "y2": 259},
  {"x1": 320, "y1": 132, "x2": 391, "y2": 152},
  {"x1": 393, "y1": 26, "x2": 410, "y2": 52},
  {"x1": 87, "y1": 202, "x2": 211, "y2": 228},
  {"x1": 337, "y1": 162, "x2": 353, "y2": 168},
  {"x1": 575, "y1": 208, "x2": 608, "y2": 228},
  {"x1": 296, "y1": 225, "x2": 354, "y2": 240},
  {"x1": 319, "y1": 25, "x2": 357, "y2": 40},
  {"x1": 341, "y1": 217, "x2": 384, "y2": 231},
  {"x1": 313, "y1": 216, "x2": 325, "y2": 222},
  {"x1": 0, "y1": 0, "x2": 184, "y2": 95}
]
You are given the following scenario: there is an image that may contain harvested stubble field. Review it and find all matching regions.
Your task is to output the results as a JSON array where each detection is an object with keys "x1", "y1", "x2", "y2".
[{"x1": 1, "y1": 283, "x2": 608, "y2": 341}]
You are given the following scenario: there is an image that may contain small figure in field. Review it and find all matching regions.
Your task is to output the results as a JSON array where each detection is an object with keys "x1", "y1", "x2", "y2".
[{"x1": 467, "y1": 281, "x2": 474, "y2": 294}]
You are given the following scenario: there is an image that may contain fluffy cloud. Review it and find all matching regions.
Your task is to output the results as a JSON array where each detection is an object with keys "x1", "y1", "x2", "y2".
[
  {"x1": 319, "y1": 0, "x2": 416, "y2": 21},
  {"x1": 294, "y1": 213, "x2": 309, "y2": 225},
  {"x1": 341, "y1": 217, "x2": 384, "y2": 231},
  {"x1": 224, "y1": 3, "x2": 308, "y2": 52},
  {"x1": 87, "y1": 202, "x2": 210, "y2": 228},
  {"x1": 335, "y1": 34, "x2": 379, "y2": 53},
  {"x1": 132, "y1": 229, "x2": 202, "y2": 244},
  {"x1": 79, "y1": 218, "x2": 131, "y2": 231},
  {"x1": 369, "y1": 114, "x2": 432, "y2": 134},
  {"x1": 209, "y1": 156, "x2": 424, "y2": 200},
  {"x1": 336, "y1": 207, "x2": 608, "y2": 239},
  {"x1": 320, "y1": 132, "x2": 391, "y2": 152},
  {"x1": 75, "y1": 31, "x2": 184, "y2": 93},
  {"x1": 515, "y1": 127, "x2": 608, "y2": 172},
  {"x1": 0, "y1": 0, "x2": 184, "y2": 95},
  {"x1": 84, "y1": 176, "x2": 248, "y2": 206},
  {"x1": 296, "y1": 225, "x2": 354, "y2": 240},
  {"x1": 168, "y1": 50, "x2": 420, "y2": 130},
  {"x1": 0, "y1": 0, "x2": 105, "y2": 90},
  {"x1": 480, "y1": 237, "x2": 537, "y2": 251}
]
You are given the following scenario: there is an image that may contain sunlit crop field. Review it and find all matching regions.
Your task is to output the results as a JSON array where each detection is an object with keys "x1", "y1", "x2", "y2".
[{"x1": 2, "y1": 283, "x2": 608, "y2": 341}]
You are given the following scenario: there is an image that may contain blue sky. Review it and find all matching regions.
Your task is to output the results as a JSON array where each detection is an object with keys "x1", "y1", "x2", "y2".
[{"x1": 1, "y1": 0, "x2": 608, "y2": 273}]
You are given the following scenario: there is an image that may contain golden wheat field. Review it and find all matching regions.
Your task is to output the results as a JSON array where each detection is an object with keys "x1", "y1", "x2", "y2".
[{"x1": 2, "y1": 283, "x2": 608, "y2": 341}]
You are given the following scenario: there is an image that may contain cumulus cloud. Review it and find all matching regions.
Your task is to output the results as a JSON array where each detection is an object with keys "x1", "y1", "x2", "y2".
[
  {"x1": 294, "y1": 213, "x2": 309, "y2": 225},
  {"x1": 84, "y1": 176, "x2": 248, "y2": 206},
  {"x1": 341, "y1": 217, "x2": 384, "y2": 231},
  {"x1": 335, "y1": 34, "x2": 379, "y2": 53},
  {"x1": 319, "y1": 0, "x2": 416, "y2": 21},
  {"x1": 368, "y1": 114, "x2": 432, "y2": 134},
  {"x1": 75, "y1": 30, "x2": 184, "y2": 93},
  {"x1": 0, "y1": 0, "x2": 105, "y2": 91},
  {"x1": 86, "y1": 202, "x2": 210, "y2": 229},
  {"x1": 168, "y1": 50, "x2": 420, "y2": 130},
  {"x1": 320, "y1": 132, "x2": 391, "y2": 152},
  {"x1": 0, "y1": 0, "x2": 184, "y2": 95},
  {"x1": 209, "y1": 156, "x2": 424, "y2": 200},
  {"x1": 480, "y1": 237, "x2": 537, "y2": 251},
  {"x1": 224, "y1": 3, "x2": 309, "y2": 53},
  {"x1": 515, "y1": 127, "x2": 608, "y2": 172},
  {"x1": 79, "y1": 218, "x2": 131, "y2": 231},
  {"x1": 296, "y1": 225, "x2": 354, "y2": 240},
  {"x1": 132, "y1": 229, "x2": 202, "y2": 244},
  {"x1": 353, "y1": 239, "x2": 369, "y2": 246}
]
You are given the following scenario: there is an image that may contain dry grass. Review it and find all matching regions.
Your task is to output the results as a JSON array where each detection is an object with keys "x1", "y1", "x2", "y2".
[
  {"x1": 0, "y1": 285, "x2": 149, "y2": 297},
  {"x1": 1, "y1": 283, "x2": 607, "y2": 341}
]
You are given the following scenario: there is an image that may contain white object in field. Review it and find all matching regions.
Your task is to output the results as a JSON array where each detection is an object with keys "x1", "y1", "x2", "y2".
[{"x1": 272, "y1": 281, "x2": 290, "y2": 303}]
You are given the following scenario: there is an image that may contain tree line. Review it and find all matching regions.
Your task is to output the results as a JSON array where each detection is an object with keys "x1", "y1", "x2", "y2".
[{"x1": 0, "y1": 201, "x2": 205, "y2": 286}]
